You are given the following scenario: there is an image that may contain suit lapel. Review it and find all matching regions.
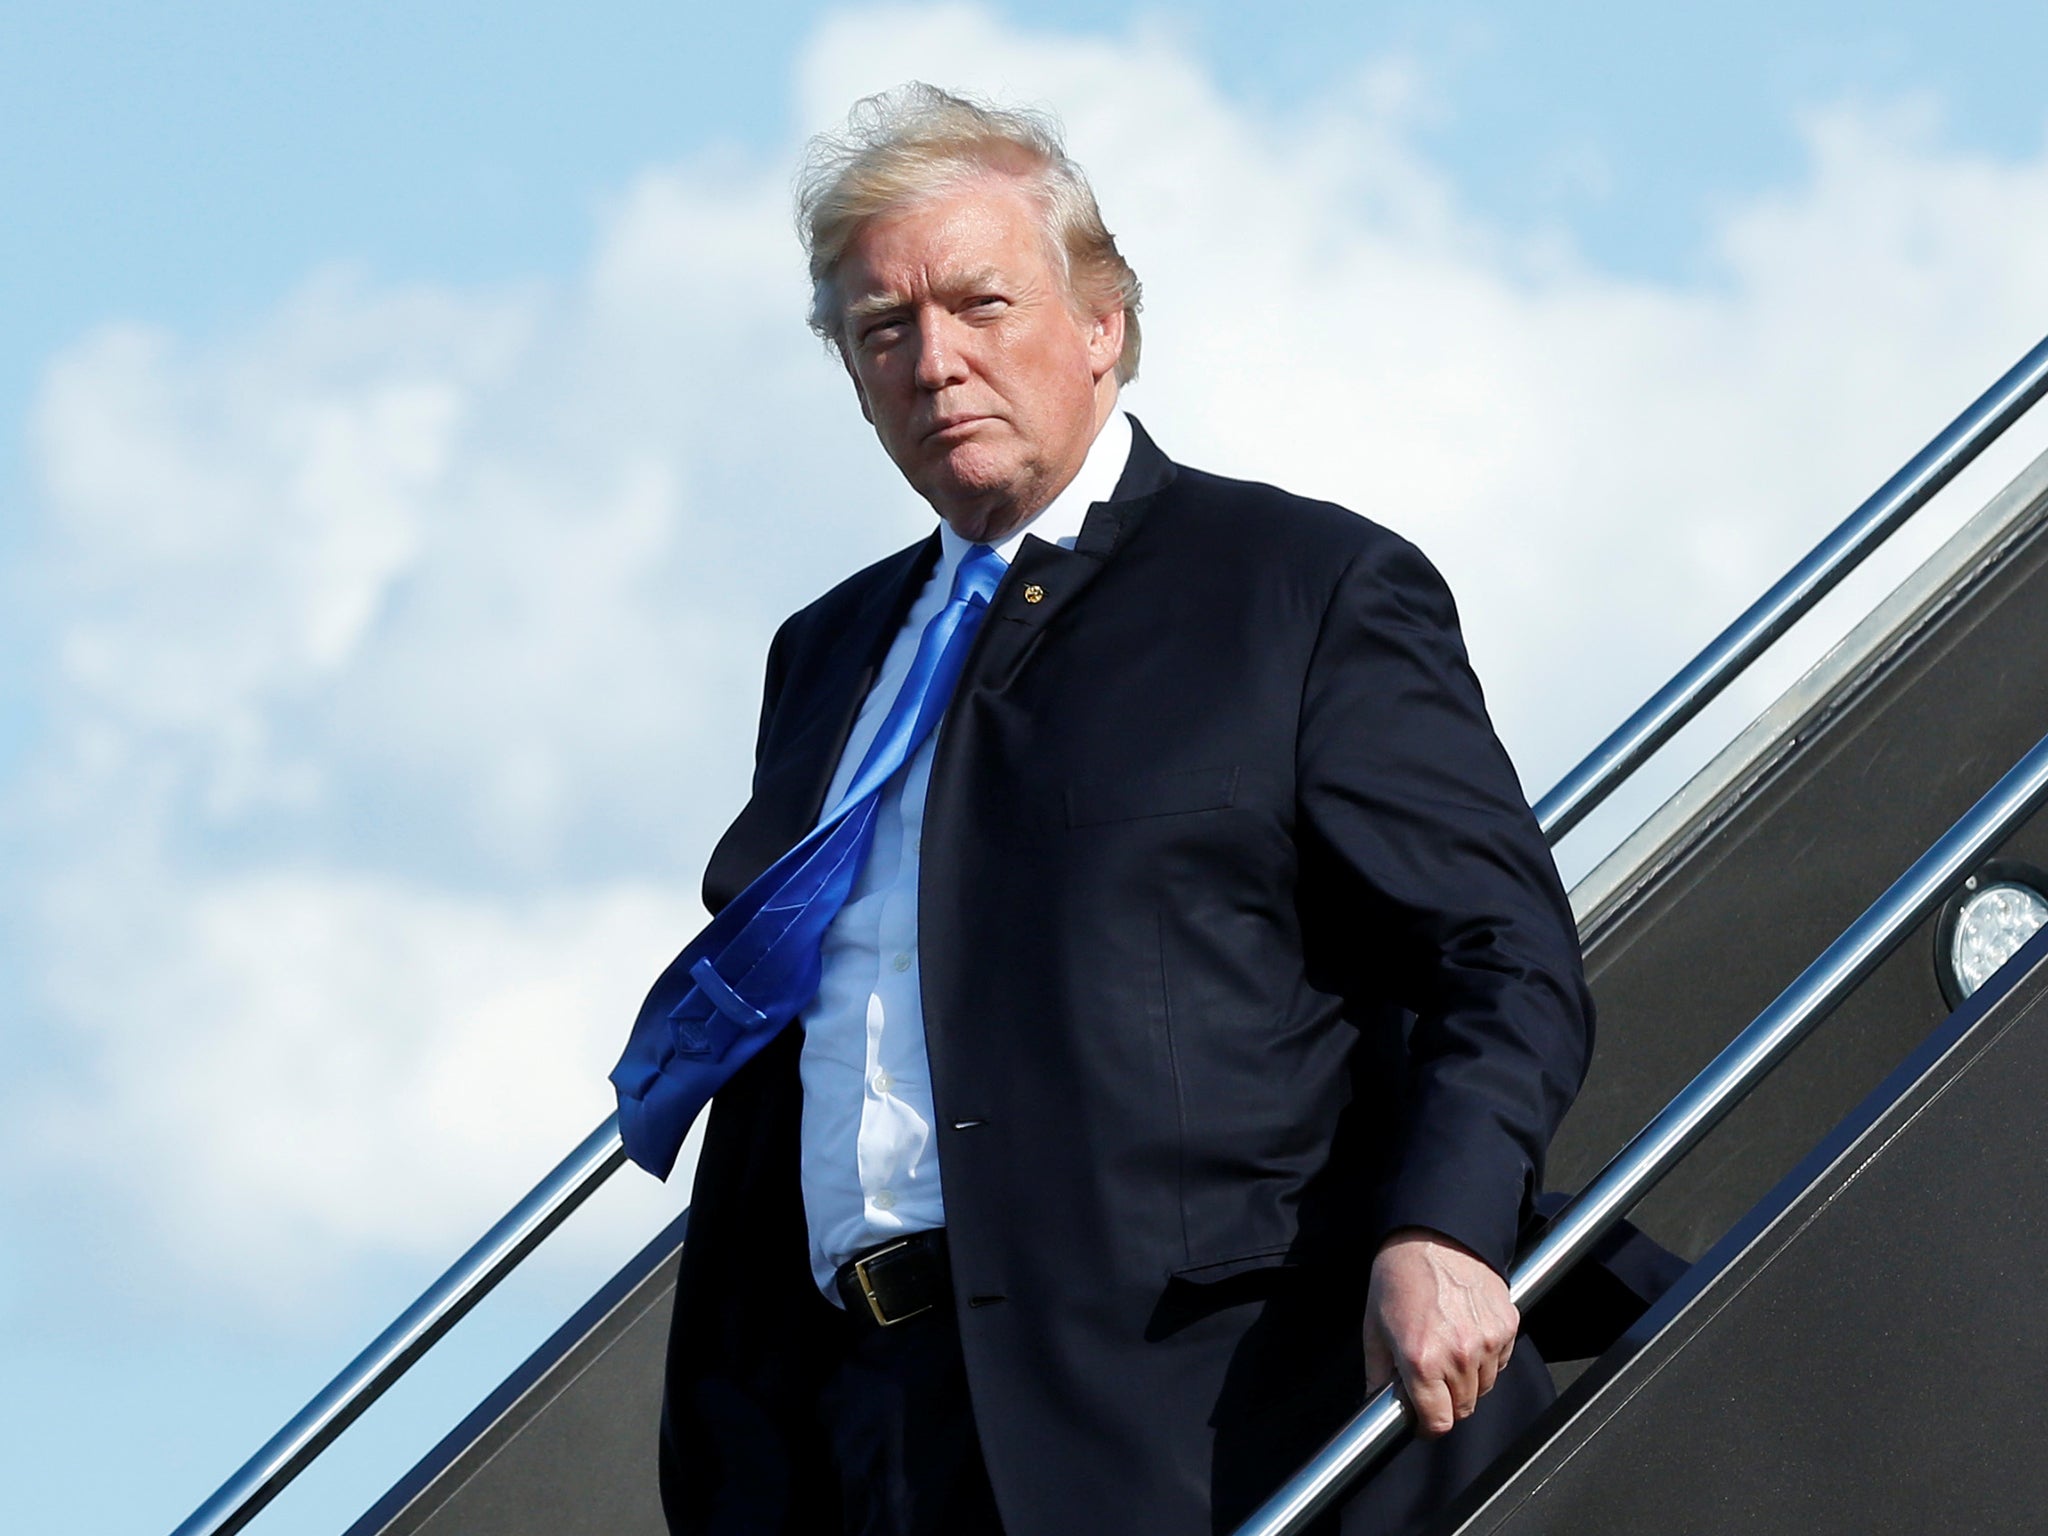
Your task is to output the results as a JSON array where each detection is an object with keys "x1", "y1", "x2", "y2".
[
  {"x1": 948, "y1": 413, "x2": 1178, "y2": 697},
  {"x1": 780, "y1": 532, "x2": 941, "y2": 828},
  {"x1": 705, "y1": 533, "x2": 940, "y2": 911}
]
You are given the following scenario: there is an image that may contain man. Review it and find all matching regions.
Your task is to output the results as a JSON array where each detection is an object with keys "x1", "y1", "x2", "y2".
[{"x1": 611, "y1": 84, "x2": 1593, "y2": 1536}]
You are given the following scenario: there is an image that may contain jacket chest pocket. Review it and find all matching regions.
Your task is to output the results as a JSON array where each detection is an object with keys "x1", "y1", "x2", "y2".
[{"x1": 1064, "y1": 766, "x2": 1240, "y2": 828}]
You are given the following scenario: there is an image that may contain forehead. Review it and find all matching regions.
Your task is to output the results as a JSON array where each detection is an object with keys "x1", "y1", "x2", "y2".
[{"x1": 839, "y1": 179, "x2": 1058, "y2": 299}]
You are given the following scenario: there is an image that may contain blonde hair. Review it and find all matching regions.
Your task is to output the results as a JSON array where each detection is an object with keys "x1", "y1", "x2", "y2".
[{"x1": 797, "y1": 83, "x2": 1144, "y2": 383}]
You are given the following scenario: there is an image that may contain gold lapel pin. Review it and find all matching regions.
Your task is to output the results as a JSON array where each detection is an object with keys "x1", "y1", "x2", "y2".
[{"x1": 1023, "y1": 583, "x2": 1046, "y2": 604}]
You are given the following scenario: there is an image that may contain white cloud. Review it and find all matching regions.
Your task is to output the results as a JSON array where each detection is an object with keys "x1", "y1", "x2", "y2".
[
  {"x1": 9, "y1": 3, "x2": 2048, "y2": 1318},
  {"x1": 28, "y1": 864, "x2": 695, "y2": 1300}
]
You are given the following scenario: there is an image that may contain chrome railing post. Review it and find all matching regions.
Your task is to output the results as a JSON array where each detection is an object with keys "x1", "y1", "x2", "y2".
[
  {"x1": 169, "y1": 1116, "x2": 627, "y2": 1536},
  {"x1": 1535, "y1": 332, "x2": 2048, "y2": 845},
  {"x1": 1234, "y1": 726, "x2": 2048, "y2": 1536}
]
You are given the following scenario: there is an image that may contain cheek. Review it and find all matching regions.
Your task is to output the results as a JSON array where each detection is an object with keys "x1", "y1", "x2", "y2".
[{"x1": 994, "y1": 328, "x2": 1093, "y2": 403}]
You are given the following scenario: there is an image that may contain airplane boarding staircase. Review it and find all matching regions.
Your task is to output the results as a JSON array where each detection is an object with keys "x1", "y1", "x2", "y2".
[{"x1": 172, "y1": 334, "x2": 2048, "y2": 1536}]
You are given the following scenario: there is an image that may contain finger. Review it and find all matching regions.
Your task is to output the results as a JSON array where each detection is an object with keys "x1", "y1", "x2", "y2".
[
  {"x1": 1475, "y1": 1350, "x2": 1499, "y2": 1403},
  {"x1": 1403, "y1": 1370, "x2": 1457, "y2": 1438},
  {"x1": 1446, "y1": 1356, "x2": 1479, "y2": 1422}
]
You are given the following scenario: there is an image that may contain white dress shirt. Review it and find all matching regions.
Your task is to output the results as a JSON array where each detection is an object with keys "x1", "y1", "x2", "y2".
[{"x1": 799, "y1": 409, "x2": 1136, "y2": 1298}]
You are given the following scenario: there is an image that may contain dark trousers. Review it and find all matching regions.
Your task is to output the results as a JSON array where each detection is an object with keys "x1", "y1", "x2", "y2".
[
  {"x1": 818, "y1": 1304, "x2": 1007, "y2": 1536},
  {"x1": 814, "y1": 1298, "x2": 1551, "y2": 1536}
]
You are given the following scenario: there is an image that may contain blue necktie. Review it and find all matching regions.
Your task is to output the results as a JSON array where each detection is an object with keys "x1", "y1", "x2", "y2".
[{"x1": 611, "y1": 544, "x2": 1007, "y2": 1177}]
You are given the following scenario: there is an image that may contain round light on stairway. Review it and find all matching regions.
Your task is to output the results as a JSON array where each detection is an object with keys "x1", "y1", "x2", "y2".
[{"x1": 1936, "y1": 862, "x2": 2048, "y2": 1007}]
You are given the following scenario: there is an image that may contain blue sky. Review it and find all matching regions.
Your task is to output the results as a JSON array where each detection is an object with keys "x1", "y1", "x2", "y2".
[
  {"x1": 5, "y1": 4, "x2": 2048, "y2": 1534},
  {"x1": 10, "y1": 1, "x2": 2048, "y2": 430}
]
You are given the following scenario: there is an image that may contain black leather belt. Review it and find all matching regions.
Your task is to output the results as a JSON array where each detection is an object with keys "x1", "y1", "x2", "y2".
[{"x1": 834, "y1": 1229, "x2": 951, "y2": 1327}]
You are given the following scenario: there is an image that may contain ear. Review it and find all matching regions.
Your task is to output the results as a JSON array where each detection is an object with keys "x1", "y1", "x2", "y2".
[
  {"x1": 841, "y1": 347, "x2": 875, "y2": 425},
  {"x1": 1086, "y1": 306, "x2": 1126, "y2": 383}
]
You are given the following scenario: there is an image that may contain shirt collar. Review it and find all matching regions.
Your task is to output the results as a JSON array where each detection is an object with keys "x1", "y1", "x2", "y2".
[{"x1": 937, "y1": 409, "x2": 1135, "y2": 569}]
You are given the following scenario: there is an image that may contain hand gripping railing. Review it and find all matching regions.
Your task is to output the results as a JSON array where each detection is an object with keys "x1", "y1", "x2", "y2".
[
  {"x1": 1534, "y1": 331, "x2": 2048, "y2": 844},
  {"x1": 168, "y1": 1119, "x2": 626, "y2": 1536},
  {"x1": 169, "y1": 335, "x2": 2048, "y2": 1536},
  {"x1": 1232, "y1": 725, "x2": 2048, "y2": 1536}
]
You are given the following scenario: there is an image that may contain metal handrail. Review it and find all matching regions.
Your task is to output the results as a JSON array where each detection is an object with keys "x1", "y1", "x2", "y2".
[
  {"x1": 1234, "y1": 725, "x2": 2048, "y2": 1535},
  {"x1": 167, "y1": 335, "x2": 2048, "y2": 1536},
  {"x1": 1535, "y1": 331, "x2": 2048, "y2": 844},
  {"x1": 168, "y1": 1117, "x2": 626, "y2": 1536}
]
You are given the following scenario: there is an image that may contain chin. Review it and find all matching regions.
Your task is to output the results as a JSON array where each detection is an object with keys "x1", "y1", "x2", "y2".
[
  {"x1": 924, "y1": 447, "x2": 1027, "y2": 525},
  {"x1": 936, "y1": 437, "x2": 1016, "y2": 483}
]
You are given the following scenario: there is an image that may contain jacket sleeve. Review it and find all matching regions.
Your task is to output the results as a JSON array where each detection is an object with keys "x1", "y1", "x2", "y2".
[{"x1": 1295, "y1": 530, "x2": 1593, "y2": 1275}]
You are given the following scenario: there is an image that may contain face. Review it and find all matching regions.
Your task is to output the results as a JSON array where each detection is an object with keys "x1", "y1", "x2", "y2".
[{"x1": 835, "y1": 179, "x2": 1125, "y2": 542}]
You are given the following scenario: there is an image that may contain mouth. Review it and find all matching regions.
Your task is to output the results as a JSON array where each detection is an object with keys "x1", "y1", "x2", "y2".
[{"x1": 924, "y1": 414, "x2": 994, "y2": 443}]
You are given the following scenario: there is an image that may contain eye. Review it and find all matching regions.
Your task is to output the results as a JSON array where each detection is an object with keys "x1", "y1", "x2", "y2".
[
  {"x1": 858, "y1": 319, "x2": 906, "y2": 348},
  {"x1": 965, "y1": 295, "x2": 1007, "y2": 317}
]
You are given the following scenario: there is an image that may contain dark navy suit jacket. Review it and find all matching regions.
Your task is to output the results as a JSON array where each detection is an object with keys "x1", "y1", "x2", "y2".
[{"x1": 659, "y1": 421, "x2": 1595, "y2": 1535}]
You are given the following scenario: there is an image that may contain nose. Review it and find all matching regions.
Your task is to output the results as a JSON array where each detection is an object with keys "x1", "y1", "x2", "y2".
[{"x1": 914, "y1": 310, "x2": 970, "y2": 391}]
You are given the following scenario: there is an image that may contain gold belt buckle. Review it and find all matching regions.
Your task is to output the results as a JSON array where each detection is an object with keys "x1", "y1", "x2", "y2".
[{"x1": 852, "y1": 1239, "x2": 932, "y2": 1327}]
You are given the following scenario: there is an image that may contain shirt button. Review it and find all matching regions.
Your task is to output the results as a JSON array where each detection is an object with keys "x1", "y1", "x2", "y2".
[
  {"x1": 873, "y1": 1072, "x2": 894, "y2": 1094},
  {"x1": 891, "y1": 952, "x2": 912, "y2": 973},
  {"x1": 873, "y1": 1189, "x2": 897, "y2": 1211},
  {"x1": 913, "y1": 836, "x2": 923, "y2": 855}
]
